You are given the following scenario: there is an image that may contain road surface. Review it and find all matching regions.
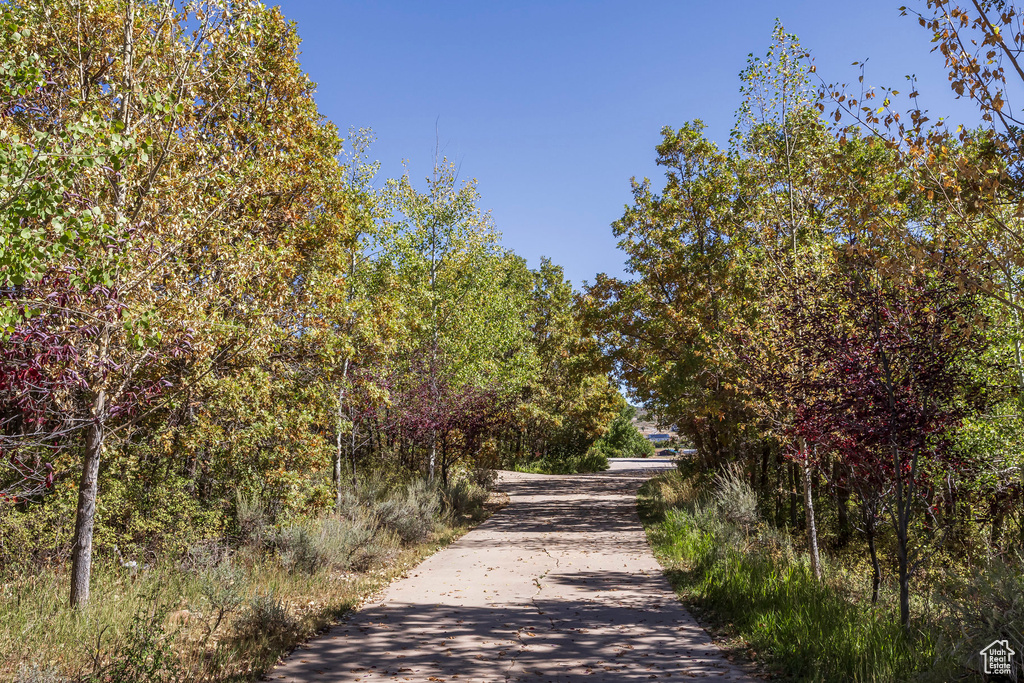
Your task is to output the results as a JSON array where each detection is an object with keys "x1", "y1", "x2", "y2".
[{"x1": 267, "y1": 458, "x2": 751, "y2": 682}]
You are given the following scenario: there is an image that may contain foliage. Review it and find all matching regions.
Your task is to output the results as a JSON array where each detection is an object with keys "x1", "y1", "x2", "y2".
[
  {"x1": 512, "y1": 446, "x2": 610, "y2": 475},
  {"x1": 590, "y1": 405, "x2": 655, "y2": 458},
  {"x1": 640, "y1": 472, "x2": 938, "y2": 682},
  {"x1": 0, "y1": 0, "x2": 614, "y2": 613},
  {"x1": 590, "y1": 15, "x2": 1024, "y2": 639}
]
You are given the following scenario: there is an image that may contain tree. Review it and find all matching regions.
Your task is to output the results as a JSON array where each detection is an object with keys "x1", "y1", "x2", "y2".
[
  {"x1": 517, "y1": 258, "x2": 620, "y2": 461},
  {"x1": 382, "y1": 158, "x2": 533, "y2": 479},
  {"x1": 592, "y1": 406, "x2": 655, "y2": 458},
  {"x1": 790, "y1": 252, "x2": 995, "y2": 629},
  {"x1": 1, "y1": 0, "x2": 346, "y2": 606}
]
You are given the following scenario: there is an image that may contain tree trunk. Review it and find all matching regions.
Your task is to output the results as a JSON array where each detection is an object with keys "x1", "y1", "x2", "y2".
[
  {"x1": 801, "y1": 454, "x2": 822, "y2": 580},
  {"x1": 897, "y1": 515, "x2": 911, "y2": 630},
  {"x1": 866, "y1": 518, "x2": 881, "y2": 605},
  {"x1": 333, "y1": 354, "x2": 355, "y2": 510},
  {"x1": 789, "y1": 461, "x2": 800, "y2": 529},
  {"x1": 350, "y1": 419, "x2": 358, "y2": 490},
  {"x1": 333, "y1": 378, "x2": 346, "y2": 511},
  {"x1": 991, "y1": 503, "x2": 1005, "y2": 550},
  {"x1": 334, "y1": 399, "x2": 344, "y2": 510},
  {"x1": 70, "y1": 390, "x2": 106, "y2": 607},
  {"x1": 835, "y1": 463, "x2": 851, "y2": 548},
  {"x1": 429, "y1": 430, "x2": 437, "y2": 481},
  {"x1": 760, "y1": 440, "x2": 771, "y2": 498}
]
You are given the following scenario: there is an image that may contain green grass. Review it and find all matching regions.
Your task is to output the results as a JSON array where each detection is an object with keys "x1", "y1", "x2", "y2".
[{"x1": 637, "y1": 471, "x2": 940, "y2": 682}]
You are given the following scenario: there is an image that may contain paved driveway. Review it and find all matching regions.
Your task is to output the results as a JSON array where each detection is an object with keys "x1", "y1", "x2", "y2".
[{"x1": 268, "y1": 458, "x2": 751, "y2": 682}]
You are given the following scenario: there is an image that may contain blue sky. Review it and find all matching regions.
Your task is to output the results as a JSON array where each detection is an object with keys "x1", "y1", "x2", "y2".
[{"x1": 276, "y1": 1, "x2": 979, "y2": 288}]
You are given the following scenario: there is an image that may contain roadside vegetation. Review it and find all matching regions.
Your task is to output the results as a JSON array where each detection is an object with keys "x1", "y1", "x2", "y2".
[
  {"x1": 507, "y1": 405, "x2": 654, "y2": 474},
  {"x1": 5, "y1": 473, "x2": 492, "y2": 682},
  {"x1": 639, "y1": 466, "x2": 1018, "y2": 681},
  {"x1": 593, "y1": 5, "x2": 1024, "y2": 680}
]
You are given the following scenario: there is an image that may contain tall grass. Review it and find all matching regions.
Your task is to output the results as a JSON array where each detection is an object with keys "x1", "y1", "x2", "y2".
[{"x1": 639, "y1": 470, "x2": 943, "y2": 682}]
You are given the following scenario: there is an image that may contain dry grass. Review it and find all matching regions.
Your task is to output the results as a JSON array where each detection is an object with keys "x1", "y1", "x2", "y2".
[{"x1": 1, "y1": 521, "x2": 484, "y2": 682}]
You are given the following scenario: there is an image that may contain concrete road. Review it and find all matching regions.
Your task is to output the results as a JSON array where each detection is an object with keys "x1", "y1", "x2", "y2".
[{"x1": 267, "y1": 458, "x2": 751, "y2": 682}]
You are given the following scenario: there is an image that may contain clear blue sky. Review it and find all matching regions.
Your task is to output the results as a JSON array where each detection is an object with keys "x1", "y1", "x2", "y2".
[{"x1": 275, "y1": 1, "x2": 979, "y2": 288}]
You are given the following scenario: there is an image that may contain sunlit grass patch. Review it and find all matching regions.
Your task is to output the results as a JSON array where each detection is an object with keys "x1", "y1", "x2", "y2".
[{"x1": 638, "y1": 471, "x2": 942, "y2": 682}]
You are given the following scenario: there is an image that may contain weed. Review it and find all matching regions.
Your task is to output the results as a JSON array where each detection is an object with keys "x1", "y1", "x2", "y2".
[{"x1": 88, "y1": 602, "x2": 181, "y2": 683}]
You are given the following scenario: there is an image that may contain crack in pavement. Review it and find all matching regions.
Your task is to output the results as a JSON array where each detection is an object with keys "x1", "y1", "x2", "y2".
[{"x1": 506, "y1": 539, "x2": 562, "y2": 681}]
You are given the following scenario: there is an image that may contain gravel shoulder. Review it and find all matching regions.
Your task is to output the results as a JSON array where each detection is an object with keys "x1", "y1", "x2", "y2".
[{"x1": 267, "y1": 458, "x2": 751, "y2": 682}]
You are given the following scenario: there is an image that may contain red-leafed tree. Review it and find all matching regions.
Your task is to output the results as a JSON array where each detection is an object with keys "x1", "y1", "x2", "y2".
[
  {"x1": 0, "y1": 276, "x2": 82, "y2": 502},
  {"x1": 0, "y1": 270, "x2": 190, "y2": 604},
  {"x1": 790, "y1": 251, "x2": 996, "y2": 630},
  {"x1": 382, "y1": 359, "x2": 509, "y2": 486}
]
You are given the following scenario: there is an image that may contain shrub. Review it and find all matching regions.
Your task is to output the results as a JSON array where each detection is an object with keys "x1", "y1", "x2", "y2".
[
  {"x1": 235, "y1": 591, "x2": 293, "y2": 639},
  {"x1": 90, "y1": 603, "x2": 181, "y2": 683},
  {"x1": 711, "y1": 463, "x2": 759, "y2": 531},
  {"x1": 440, "y1": 477, "x2": 488, "y2": 520},
  {"x1": 235, "y1": 492, "x2": 268, "y2": 548},
  {"x1": 274, "y1": 509, "x2": 388, "y2": 573},
  {"x1": 472, "y1": 467, "x2": 498, "y2": 489},
  {"x1": 274, "y1": 525, "x2": 322, "y2": 573},
  {"x1": 512, "y1": 446, "x2": 610, "y2": 474},
  {"x1": 591, "y1": 406, "x2": 655, "y2": 458},
  {"x1": 314, "y1": 514, "x2": 380, "y2": 570},
  {"x1": 373, "y1": 479, "x2": 438, "y2": 545},
  {"x1": 576, "y1": 447, "x2": 611, "y2": 472},
  {"x1": 639, "y1": 473, "x2": 925, "y2": 682},
  {"x1": 349, "y1": 529, "x2": 399, "y2": 572},
  {"x1": 931, "y1": 555, "x2": 1024, "y2": 680},
  {"x1": 196, "y1": 559, "x2": 247, "y2": 640},
  {"x1": 180, "y1": 538, "x2": 231, "y2": 572}
]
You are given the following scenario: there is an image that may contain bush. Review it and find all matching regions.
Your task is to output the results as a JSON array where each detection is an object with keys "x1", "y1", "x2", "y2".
[
  {"x1": 180, "y1": 538, "x2": 231, "y2": 572},
  {"x1": 930, "y1": 555, "x2": 1024, "y2": 680},
  {"x1": 274, "y1": 508, "x2": 388, "y2": 573},
  {"x1": 440, "y1": 477, "x2": 488, "y2": 520},
  {"x1": 637, "y1": 470, "x2": 699, "y2": 520},
  {"x1": 273, "y1": 525, "x2": 322, "y2": 573},
  {"x1": 89, "y1": 603, "x2": 182, "y2": 683},
  {"x1": 316, "y1": 514, "x2": 383, "y2": 570},
  {"x1": 373, "y1": 479, "x2": 439, "y2": 545},
  {"x1": 639, "y1": 473, "x2": 927, "y2": 682},
  {"x1": 235, "y1": 591, "x2": 293, "y2": 639},
  {"x1": 513, "y1": 446, "x2": 610, "y2": 474},
  {"x1": 591, "y1": 406, "x2": 655, "y2": 458},
  {"x1": 235, "y1": 492, "x2": 268, "y2": 547},
  {"x1": 711, "y1": 463, "x2": 759, "y2": 531},
  {"x1": 472, "y1": 467, "x2": 498, "y2": 489},
  {"x1": 196, "y1": 559, "x2": 247, "y2": 640}
]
